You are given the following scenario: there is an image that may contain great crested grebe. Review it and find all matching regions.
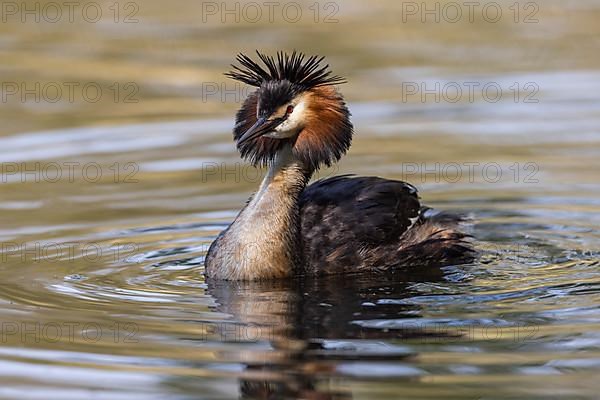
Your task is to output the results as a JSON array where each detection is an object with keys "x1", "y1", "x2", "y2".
[{"x1": 205, "y1": 51, "x2": 473, "y2": 280}]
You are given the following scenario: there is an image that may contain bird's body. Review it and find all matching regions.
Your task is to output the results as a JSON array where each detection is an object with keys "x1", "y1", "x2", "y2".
[
  {"x1": 205, "y1": 51, "x2": 473, "y2": 280},
  {"x1": 299, "y1": 175, "x2": 472, "y2": 276}
]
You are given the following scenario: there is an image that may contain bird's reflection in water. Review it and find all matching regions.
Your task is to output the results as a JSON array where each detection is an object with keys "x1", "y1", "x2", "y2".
[{"x1": 206, "y1": 267, "x2": 460, "y2": 399}]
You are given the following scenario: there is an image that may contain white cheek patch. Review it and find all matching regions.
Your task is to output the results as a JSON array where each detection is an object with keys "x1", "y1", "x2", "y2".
[{"x1": 265, "y1": 100, "x2": 307, "y2": 139}]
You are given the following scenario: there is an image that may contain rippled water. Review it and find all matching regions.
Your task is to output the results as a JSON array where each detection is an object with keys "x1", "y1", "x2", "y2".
[{"x1": 1, "y1": 1, "x2": 600, "y2": 399}]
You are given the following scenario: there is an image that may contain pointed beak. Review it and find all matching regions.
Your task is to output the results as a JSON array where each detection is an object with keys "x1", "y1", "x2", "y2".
[{"x1": 238, "y1": 117, "x2": 282, "y2": 145}]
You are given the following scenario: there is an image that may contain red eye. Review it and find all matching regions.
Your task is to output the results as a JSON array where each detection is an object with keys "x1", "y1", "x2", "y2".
[{"x1": 286, "y1": 105, "x2": 294, "y2": 114}]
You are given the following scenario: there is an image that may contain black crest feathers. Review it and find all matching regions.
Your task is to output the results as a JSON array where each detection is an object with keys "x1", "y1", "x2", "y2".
[{"x1": 225, "y1": 50, "x2": 346, "y2": 89}]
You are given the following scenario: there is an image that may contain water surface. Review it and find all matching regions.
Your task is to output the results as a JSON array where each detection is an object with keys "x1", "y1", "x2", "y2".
[{"x1": 1, "y1": 1, "x2": 599, "y2": 398}]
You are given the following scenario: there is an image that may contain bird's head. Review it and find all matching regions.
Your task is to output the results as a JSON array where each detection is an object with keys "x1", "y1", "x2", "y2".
[{"x1": 225, "y1": 51, "x2": 353, "y2": 171}]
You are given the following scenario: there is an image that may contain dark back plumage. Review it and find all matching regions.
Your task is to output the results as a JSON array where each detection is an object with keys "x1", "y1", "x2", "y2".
[{"x1": 298, "y1": 176, "x2": 474, "y2": 276}]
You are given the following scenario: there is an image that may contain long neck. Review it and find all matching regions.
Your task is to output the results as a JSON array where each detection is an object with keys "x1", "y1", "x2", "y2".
[{"x1": 206, "y1": 145, "x2": 312, "y2": 280}]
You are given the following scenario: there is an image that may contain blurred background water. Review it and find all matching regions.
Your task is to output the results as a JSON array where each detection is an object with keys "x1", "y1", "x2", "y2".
[{"x1": 1, "y1": 0, "x2": 599, "y2": 398}]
